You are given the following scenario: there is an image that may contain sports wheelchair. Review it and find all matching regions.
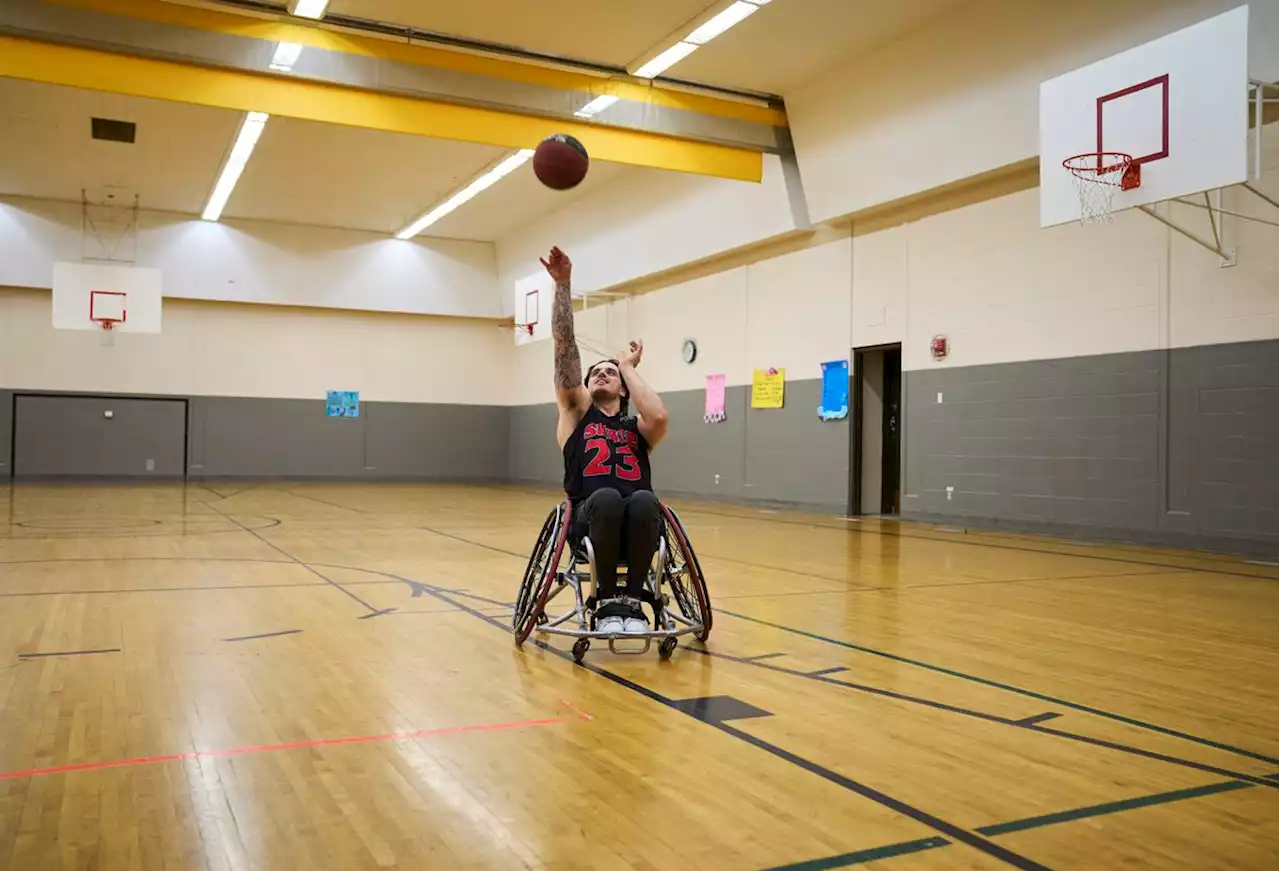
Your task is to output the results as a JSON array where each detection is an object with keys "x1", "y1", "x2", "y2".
[{"x1": 513, "y1": 497, "x2": 712, "y2": 662}]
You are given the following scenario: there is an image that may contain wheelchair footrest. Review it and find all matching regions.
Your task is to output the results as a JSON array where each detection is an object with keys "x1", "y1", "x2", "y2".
[{"x1": 606, "y1": 636, "x2": 652, "y2": 655}]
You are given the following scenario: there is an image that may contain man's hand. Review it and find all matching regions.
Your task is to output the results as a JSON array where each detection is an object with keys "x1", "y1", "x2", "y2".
[
  {"x1": 619, "y1": 339, "x2": 644, "y2": 369},
  {"x1": 539, "y1": 246, "x2": 572, "y2": 284}
]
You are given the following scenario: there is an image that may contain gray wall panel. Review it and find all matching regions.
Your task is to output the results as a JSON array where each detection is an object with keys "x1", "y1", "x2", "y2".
[
  {"x1": 190, "y1": 397, "x2": 366, "y2": 478},
  {"x1": 0, "y1": 391, "x2": 11, "y2": 476},
  {"x1": 14, "y1": 394, "x2": 186, "y2": 478},
  {"x1": 903, "y1": 341, "x2": 1277, "y2": 556},
  {"x1": 366, "y1": 402, "x2": 509, "y2": 480}
]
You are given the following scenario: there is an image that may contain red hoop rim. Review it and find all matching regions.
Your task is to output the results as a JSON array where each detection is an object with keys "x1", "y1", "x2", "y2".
[
  {"x1": 1062, "y1": 151, "x2": 1133, "y2": 177},
  {"x1": 93, "y1": 318, "x2": 124, "y2": 331}
]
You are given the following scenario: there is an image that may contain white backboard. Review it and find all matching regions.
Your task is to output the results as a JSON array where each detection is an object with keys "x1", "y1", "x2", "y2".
[
  {"x1": 512, "y1": 272, "x2": 553, "y2": 346},
  {"x1": 52, "y1": 262, "x2": 163, "y2": 333},
  {"x1": 1040, "y1": 5, "x2": 1250, "y2": 227}
]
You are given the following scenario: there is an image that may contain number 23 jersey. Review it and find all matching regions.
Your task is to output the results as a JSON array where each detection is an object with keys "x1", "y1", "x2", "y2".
[{"x1": 563, "y1": 406, "x2": 653, "y2": 500}]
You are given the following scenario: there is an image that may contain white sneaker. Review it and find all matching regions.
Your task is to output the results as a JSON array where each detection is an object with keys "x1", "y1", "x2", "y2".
[
  {"x1": 622, "y1": 616, "x2": 649, "y2": 635},
  {"x1": 597, "y1": 615, "x2": 625, "y2": 635}
]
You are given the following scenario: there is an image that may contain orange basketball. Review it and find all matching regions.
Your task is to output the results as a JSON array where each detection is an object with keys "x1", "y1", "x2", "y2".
[{"x1": 532, "y1": 134, "x2": 589, "y2": 190}]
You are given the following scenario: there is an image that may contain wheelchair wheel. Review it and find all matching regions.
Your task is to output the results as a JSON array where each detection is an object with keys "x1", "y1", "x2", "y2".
[
  {"x1": 660, "y1": 504, "x2": 712, "y2": 642},
  {"x1": 513, "y1": 502, "x2": 571, "y2": 646}
]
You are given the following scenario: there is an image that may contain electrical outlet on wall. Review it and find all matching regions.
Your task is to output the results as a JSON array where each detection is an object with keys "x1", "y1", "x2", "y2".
[{"x1": 946, "y1": 486, "x2": 954, "y2": 501}]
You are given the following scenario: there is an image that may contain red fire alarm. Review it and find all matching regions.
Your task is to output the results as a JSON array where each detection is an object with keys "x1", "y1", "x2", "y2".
[{"x1": 930, "y1": 335, "x2": 948, "y2": 360}]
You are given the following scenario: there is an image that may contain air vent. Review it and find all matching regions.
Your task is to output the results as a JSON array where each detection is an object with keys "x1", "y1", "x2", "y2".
[{"x1": 91, "y1": 118, "x2": 136, "y2": 144}]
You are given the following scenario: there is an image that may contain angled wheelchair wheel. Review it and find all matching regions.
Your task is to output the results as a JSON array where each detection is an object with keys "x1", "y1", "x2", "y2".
[
  {"x1": 513, "y1": 501, "x2": 571, "y2": 646},
  {"x1": 660, "y1": 504, "x2": 712, "y2": 642}
]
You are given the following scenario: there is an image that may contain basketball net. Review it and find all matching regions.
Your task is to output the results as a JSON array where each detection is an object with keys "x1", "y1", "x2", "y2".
[{"x1": 1062, "y1": 152, "x2": 1137, "y2": 224}]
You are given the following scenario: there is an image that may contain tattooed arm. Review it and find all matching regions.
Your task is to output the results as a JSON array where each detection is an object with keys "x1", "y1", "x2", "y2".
[{"x1": 539, "y1": 246, "x2": 589, "y2": 448}]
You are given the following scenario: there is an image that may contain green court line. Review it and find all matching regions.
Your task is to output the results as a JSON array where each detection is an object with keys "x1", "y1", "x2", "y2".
[
  {"x1": 758, "y1": 837, "x2": 949, "y2": 870},
  {"x1": 974, "y1": 780, "x2": 1258, "y2": 836},
  {"x1": 760, "y1": 777, "x2": 1271, "y2": 870},
  {"x1": 720, "y1": 608, "x2": 1278, "y2": 764}
]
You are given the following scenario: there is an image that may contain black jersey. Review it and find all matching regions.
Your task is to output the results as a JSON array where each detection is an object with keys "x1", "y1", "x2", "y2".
[{"x1": 563, "y1": 405, "x2": 653, "y2": 500}]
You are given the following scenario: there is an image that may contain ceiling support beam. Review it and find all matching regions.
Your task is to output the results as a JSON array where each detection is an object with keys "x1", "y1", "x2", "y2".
[{"x1": 0, "y1": 33, "x2": 765, "y2": 181}]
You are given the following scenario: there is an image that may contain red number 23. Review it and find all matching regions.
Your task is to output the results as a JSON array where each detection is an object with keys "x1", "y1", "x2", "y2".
[{"x1": 583, "y1": 438, "x2": 641, "y2": 481}]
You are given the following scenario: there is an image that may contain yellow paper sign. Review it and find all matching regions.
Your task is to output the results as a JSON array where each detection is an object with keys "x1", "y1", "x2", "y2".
[{"x1": 751, "y1": 367, "x2": 785, "y2": 408}]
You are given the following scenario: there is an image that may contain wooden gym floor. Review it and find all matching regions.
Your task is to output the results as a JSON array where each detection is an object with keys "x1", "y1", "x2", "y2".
[{"x1": 0, "y1": 482, "x2": 1275, "y2": 871}]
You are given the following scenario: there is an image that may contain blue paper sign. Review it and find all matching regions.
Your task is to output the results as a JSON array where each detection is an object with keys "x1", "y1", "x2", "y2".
[
  {"x1": 326, "y1": 390, "x2": 360, "y2": 418},
  {"x1": 818, "y1": 360, "x2": 849, "y2": 421}
]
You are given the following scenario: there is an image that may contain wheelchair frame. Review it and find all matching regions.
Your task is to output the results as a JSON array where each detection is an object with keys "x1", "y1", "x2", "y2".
[{"x1": 513, "y1": 498, "x2": 712, "y2": 662}]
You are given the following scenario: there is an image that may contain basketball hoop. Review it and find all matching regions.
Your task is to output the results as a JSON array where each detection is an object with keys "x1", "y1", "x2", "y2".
[
  {"x1": 1062, "y1": 152, "x2": 1140, "y2": 223},
  {"x1": 497, "y1": 316, "x2": 534, "y2": 337}
]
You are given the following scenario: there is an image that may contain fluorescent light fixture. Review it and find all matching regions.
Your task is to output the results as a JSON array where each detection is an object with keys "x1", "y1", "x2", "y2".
[
  {"x1": 201, "y1": 111, "x2": 269, "y2": 222},
  {"x1": 633, "y1": 41, "x2": 699, "y2": 79},
  {"x1": 269, "y1": 41, "x2": 303, "y2": 71},
  {"x1": 684, "y1": 1, "x2": 760, "y2": 44},
  {"x1": 632, "y1": 0, "x2": 773, "y2": 78},
  {"x1": 574, "y1": 95, "x2": 620, "y2": 118},
  {"x1": 288, "y1": 0, "x2": 328, "y2": 18},
  {"x1": 395, "y1": 149, "x2": 534, "y2": 240}
]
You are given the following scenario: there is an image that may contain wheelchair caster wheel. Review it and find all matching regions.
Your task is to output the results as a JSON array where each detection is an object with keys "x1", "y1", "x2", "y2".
[
  {"x1": 572, "y1": 639, "x2": 590, "y2": 663},
  {"x1": 658, "y1": 637, "x2": 677, "y2": 659}
]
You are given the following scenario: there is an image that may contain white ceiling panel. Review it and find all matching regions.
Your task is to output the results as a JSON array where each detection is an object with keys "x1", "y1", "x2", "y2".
[
  {"x1": 225, "y1": 117, "x2": 507, "y2": 234},
  {"x1": 0, "y1": 78, "x2": 241, "y2": 214}
]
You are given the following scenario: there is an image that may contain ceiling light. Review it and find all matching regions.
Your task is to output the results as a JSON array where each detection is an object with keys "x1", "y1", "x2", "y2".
[
  {"x1": 288, "y1": 0, "x2": 328, "y2": 19},
  {"x1": 633, "y1": 41, "x2": 699, "y2": 79},
  {"x1": 269, "y1": 42, "x2": 303, "y2": 71},
  {"x1": 574, "y1": 95, "x2": 620, "y2": 118},
  {"x1": 684, "y1": 1, "x2": 760, "y2": 45},
  {"x1": 202, "y1": 111, "x2": 269, "y2": 222},
  {"x1": 395, "y1": 149, "x2": 534, "y2": 240}
]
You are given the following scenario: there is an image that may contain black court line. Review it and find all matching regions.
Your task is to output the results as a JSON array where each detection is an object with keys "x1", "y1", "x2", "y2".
[
  {"x1": 389, "y1": 575, "x2": 1053, "y2": 871},
  {"x1": 284, "y1": 489, "x2": 371, "y2": 514},
  {"x1": 1014, "y1": 712, "x2": 1063, "y2": 727},
  {"x1": 338, "y1": 520, "x2": 1276, "y2": 767},
  {"x1": 743, "y1": 652, "x2": 787, "y2": 662},
  {"x1": 193, "y1": 498, "x2": 381, "y2": 616},
  {"x1": 765, "y1": 776, "x2": 1270, "y2": 870},
  {"x1": 18, "y1": 648, "x2": 120, "y2": 659},
  {"x1": 223, "y1": 629, "x2": 303, "y2": 642},
  {"x1": 720, "y1": 609, "x2": 1278, "y2": 765},
  {"x1": 693, "y1": 648, "x2": 1277, "y2": 788},
  {"x1": 806, "y1": 666, "x2": 849, "y2": 677},
  {"x1": 357, "y1": 608, "x2": 398, "y2": 620},
  {"x1": 758, "y1": 837, "x2": 949, "y2": 870}
]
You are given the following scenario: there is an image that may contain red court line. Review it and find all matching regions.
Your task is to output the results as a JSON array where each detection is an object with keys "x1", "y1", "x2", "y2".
[{"x1": 0, "y1": 716, "x2": 568, "y2": 782}]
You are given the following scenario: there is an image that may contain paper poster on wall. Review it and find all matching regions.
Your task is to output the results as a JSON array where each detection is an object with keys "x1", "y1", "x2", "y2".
[
  {"x1": 750, "y1": 368, "x2": 785, "y2": 409},
  {"x1": 818, "y1": 360, "x2": 849, "y2": 420},
  {"x1": 704, "y1": 374, "x2": 726, "y2": 423},
  {"x1": 326, "y1": 390, "x2": 360, "y2": 417}
]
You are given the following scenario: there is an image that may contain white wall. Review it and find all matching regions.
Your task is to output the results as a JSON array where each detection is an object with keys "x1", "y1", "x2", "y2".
[
  {"x1": 495, "y1": 154, "x2": 800, "y2": 307},
  {"x1": 0, "y1": 197, "x2": 501, "y2": 318},
  {"x1": 786, "y1": 0, "x2": 1278, "y2": 225},
  {"x1": 0, "y1": 288, "x2": 513, "y2": 405},
  {"x1": 508, "y1": 122, "x2": 1275, "y2": 402}
]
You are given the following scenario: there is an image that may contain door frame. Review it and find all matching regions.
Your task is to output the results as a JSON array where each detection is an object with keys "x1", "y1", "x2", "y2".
[
  {"x1": 9, "y1": 391, "x2": 190, "y2": 481},
  {"x1": 848, "y1": 342, "x2": 903, "y2": 516}
]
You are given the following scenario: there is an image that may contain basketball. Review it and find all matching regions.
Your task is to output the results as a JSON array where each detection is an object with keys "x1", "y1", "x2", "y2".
[{"x1": 532, "y1": 134, "x2": 589, "y2": 190}]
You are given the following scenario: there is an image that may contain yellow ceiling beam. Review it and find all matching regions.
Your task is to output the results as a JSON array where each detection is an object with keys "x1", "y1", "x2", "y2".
[
  {"x1": 0, "y1": 35, "x2": 764, "y2": 182},
  {"x1": 46, "y1": 0, "x2": 788, "y2": 128}
]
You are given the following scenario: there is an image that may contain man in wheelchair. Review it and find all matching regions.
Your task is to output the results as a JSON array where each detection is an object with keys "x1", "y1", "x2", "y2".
[{"x1": 540, "y1": 246, "x2": 668, "y2": 636}]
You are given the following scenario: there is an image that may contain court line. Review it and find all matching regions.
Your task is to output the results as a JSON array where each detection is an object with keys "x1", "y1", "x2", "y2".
[
  {"x1": 192, "y1": 498, "x2": 381, "y2": 616},
  {"x1": 0, "y1": 716, "x2": 569, "y2": 782},
  {"x1": 348, "y1": 519, "x2": 1277, "y2": 768},
  {"x1": 17, "y1": 647, "x2": 120, "y2": 659},
  {"x1": 283, "y1": 489, "x2": 371, "y2": 514},
  {"x1": 223, "y1": 629, "x2": 303, "y2": 642},
  {"x1": 691, "y1": 648, "x2": 1277, "y2": 787},
  {"x1": 399, "y1": 576, "x2": 1053, "y2": 871},
  {"x1": 757, "y1": 837, "x2": 950, "y2": 870},
  {"x1": 763, "y1": 777, "x2": 1267, "y2": 870},
  {"x1": 719, "y1": 608, "x2": 1278, "y2": 765}
]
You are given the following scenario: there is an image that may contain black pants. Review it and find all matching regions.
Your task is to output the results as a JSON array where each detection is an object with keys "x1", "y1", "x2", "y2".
[{"x1": 575, "y1": 488, "x2": 662, "y2": 599}]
